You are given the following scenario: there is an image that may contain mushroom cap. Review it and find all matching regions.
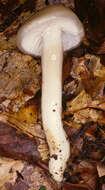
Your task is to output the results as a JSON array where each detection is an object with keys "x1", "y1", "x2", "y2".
[{"x1": 17, "y1": 5, "x2": 84, "y2": 56}]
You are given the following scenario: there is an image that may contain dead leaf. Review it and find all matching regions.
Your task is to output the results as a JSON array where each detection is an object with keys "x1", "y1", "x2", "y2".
[
  {"x1": 97, "y1": 162, "x2": 105, "y2": 177},
  {"x1": 0, "y1": 51, "x2": 41, "y2": 112},
  {"x1": 1, "y1": 99, "x2": 49, "y2": 160},
  {"x1": 0, "y1": 157, "x2": 55, "y2": 190},
  {"x1": 75, "y1": 0, "x2": 105, "y2": 42},
  {"x1": 0, "y1": 1, "x2": 105, "y2": 189},
  {"x1": 63, "y1": 182, "x2": 91, "y2": 190},
  {"x1": 102, "y1": 184, "x2": 105, "y2": 190},
  {"x1": 0, "y1": 121, "x2": 41, "y2": 162}
]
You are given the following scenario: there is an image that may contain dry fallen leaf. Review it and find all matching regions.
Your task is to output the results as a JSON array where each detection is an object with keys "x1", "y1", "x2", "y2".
[
  {"x1": 97, "y1": 162, "x2": 105, "y2": 177},
  {"x1": 0, "y1": 157, "x2": 56, "y2": 190},
  {"x1": 0, "y1": 50, "x2": 41, "y2": 112},
  {"x1": 0, "y1": 121, "x2": 41, "y2": 162},
  {"x1": 0, "y1": 0, "x2": 105, "y2": 189}
]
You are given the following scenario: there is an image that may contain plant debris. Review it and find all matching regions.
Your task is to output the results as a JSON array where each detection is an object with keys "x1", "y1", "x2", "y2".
[{"x1": 0, "y1": 0, "x2": 105, "y2": 189}]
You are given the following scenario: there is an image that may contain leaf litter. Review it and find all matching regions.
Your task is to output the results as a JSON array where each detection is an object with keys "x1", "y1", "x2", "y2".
[{"x1": 0, "y1": 0, "x2": 105, "y2": 189}]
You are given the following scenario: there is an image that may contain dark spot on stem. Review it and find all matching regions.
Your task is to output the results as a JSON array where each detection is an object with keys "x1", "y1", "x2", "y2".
[{"x1": 51, "y1": 154, "x2": 58, "y2": 160}]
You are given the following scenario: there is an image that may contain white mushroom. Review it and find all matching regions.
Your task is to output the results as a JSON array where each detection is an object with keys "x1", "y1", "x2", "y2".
[{"x1": 16, "y1": 5, "x2": 84, "y2": 182}]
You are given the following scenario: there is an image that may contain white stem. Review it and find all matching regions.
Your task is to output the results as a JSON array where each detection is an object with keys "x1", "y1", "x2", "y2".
[{"x1": 42, "y1": 26, "x2": 70, "y2": 182}]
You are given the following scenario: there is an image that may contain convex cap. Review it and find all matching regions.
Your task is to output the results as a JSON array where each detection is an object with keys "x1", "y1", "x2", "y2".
[{"x1": 17, "y1": 5, "x2": 84, "y2": 56}]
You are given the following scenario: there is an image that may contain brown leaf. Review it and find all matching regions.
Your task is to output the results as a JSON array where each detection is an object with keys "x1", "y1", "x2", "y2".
[
  {"x1": 0, "y1": 121, "x2": 41, "y2": 162},
  {"x1": 66, "y1": 90, "x2": 92, "y2": 113},
  {"x1": 2, "y1": 99, "x2": 49, "y2": 160},
  {"x1": 0, "y1": 157, "x2": 24, "y2": 188},
  {"x1": 63, "y1": 182, "x2": 91, "y2": 190},
  {"x1": 0, "y1": 51, "x2": 41, "y2": 112},
  {"x1": 102, "y1": 184, "x2": 105, "y2": 190},
  {"x1": 62, "y1": 54, "x2": 72, "y2": 84},
  {"x1": 100, "y1": 55, "x2": 105, "y2": 67},
  {"x1": 96, "y1": 40, "x2": 105, "y2": 55},
  {"x1": 75, "y1": 0, "x2": 105, "y2": 58},
  {"x1": 97, "y1": 162, "x2": 105, "y2": 177},
  {"x1": 0, "y1": 0, "x2": 37, "y2": 32},
  {"x1": 63, "y1": 160, "x2": 98, "y2": 190},
  {"x1": 71, "y1": 54, "x2": 105, "y2": 99},
  {"x1": 0, "y1": 157, "x2": 55, "y2": 190},
  {"x1": 75, "y1": 0, "x2": 105, "y2": 42},
  {"x1": 9, "y1": 163, "x2": 56, "y2": 190}
]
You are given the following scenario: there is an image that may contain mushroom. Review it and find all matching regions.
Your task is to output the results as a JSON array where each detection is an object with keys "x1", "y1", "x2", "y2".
[{"x1": 16, "y1": 5, "x2": 84, "y2": 182}]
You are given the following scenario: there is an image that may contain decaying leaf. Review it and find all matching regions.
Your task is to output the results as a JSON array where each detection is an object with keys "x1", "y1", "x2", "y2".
[
  {"x1": 97, "y1": 162, "x2": 105, "y2": 177},
  {"x1": 0, "y1": 0, "x2": 105, "y2": 189},
  {"x1": 0, "y1": 99, "x2": 49, "y2": 160},
  {"x1": 63, "y1": 183, "x2": 91, "y2": 190},
  {"x1": 0, "y1": 50, "x2": 41, "y2": 112},
  {"x1": 65, "y1": 54, "x2": 105, "y2": 115},
  {"x1": 62, "y1": 53, "x2": 105, "y2": 189},
  {"x1": 75, "y1": 0, "x2": 105, "y2": 43},
  {"x1": 0, "y1": 121, "x2": 41, "y2": 162},
  {"x1": 0, "y1": 157, "x2": 56, "y2": 190},
  {"x1": 0, "y1": 157, "x2": 24, "y2": 188},
  {"x1": 62, "y1": 159, "x2": 98, "y2": 190}
]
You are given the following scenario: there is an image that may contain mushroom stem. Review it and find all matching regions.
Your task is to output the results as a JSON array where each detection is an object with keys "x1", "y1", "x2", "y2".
[{"x1": 42, "y1": 26, "x2": 70, "y2": 182}]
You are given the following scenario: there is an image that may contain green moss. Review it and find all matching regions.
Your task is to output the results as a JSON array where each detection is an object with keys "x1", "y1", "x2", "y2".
[{"x1": 39, "y1": 186, "x2": 46, "y2": 190}]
